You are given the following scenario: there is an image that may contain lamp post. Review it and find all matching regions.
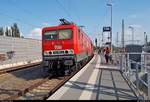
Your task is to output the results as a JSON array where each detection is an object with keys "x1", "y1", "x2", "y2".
[
  {"x1": 144, "y1": 32, "x2": 147, "y2": 45},
  {"x1": 129, "y1": 26, "x2": 134, "y2": 44},
  {"x1": 107, "y1": 3, "x2": 113, "y2": 53}
]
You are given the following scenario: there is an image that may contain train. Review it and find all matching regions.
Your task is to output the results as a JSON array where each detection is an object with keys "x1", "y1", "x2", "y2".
[{"x1": 42, "y1": 19, "x2": 94, "y2": 75}]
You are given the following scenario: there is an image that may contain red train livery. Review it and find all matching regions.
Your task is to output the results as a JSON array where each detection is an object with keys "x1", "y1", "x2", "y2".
[{"x1": 42, "y1": 19, "x2": 94, "y2": 75}]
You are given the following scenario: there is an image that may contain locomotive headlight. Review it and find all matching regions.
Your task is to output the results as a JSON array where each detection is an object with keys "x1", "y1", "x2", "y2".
[
  {"x1": 65, "y1": 50, "x2": 73, "y2": 54},
  {"x1": 69, "y1": 49, "x2": 74, "y2": 54},
  {"x1": 44, "y1": 51, "x2": 49, "y2": 55},
  {"x1": 65, "y1": 50, "x2": 69, "y2": 54},
  {"x1": 49, "y1": 51, "x2": 52, "y2": 55}
]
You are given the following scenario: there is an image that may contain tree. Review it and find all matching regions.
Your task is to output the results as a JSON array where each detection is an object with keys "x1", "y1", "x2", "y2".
[
  {"x1": 8, "y1": 28, "x2": 12, "y2": 37},
  {"x1": 0, "y1": 27, "x2": 4, "y2": 36},
  {"x1": 11, "y1": 23, "x2": 20, "y2": 37},
  {"x1": 11, "y1": 26, "x2": 15, "y2": 37},
  {"x1": 95, "y1": 38, "x2": 97, "y2": 47},
  {"x1": 5, "y1": 27, "x2": 10, "y2": 37}
]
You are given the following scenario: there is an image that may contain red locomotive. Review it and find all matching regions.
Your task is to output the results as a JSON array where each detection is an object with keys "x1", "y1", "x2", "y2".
[{"x1": 42, "y1": 19, "x2": 94, "y2": 75}]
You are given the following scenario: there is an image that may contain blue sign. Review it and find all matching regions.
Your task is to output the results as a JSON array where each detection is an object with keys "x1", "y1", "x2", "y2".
[{"x1": 103, "y1": 27, "x2": 111, "y2": 32}]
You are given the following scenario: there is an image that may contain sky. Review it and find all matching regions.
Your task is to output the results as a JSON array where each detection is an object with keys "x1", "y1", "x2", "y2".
[{"x1": 0, "y1": 0, "x2": 150, "y2": 46}]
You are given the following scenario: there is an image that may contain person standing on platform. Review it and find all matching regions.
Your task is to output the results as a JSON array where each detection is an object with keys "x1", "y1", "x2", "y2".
[{"x1": 104, "y1": 47, "x2": 110, "y2": 64}]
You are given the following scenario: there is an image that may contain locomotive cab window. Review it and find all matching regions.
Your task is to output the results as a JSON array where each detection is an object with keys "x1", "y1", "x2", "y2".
[
  {"x1": 43, "y1": 31, "x2": 57, "y2": 40},
  {"x1": 43, "y1": 29, "x2": 72, "y2": 40},
  {"x1": 58, "y1": 29, "x2": 72, "y2": 40}
]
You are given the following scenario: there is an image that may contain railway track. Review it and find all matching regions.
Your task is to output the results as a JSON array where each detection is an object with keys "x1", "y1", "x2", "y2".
[
  {"x1": 0, "y1": 62, "x2": 41, "y2": 75},
  {"x1": 3, "y1": 57, "x2": 93, "y2": 100},
  {"x1": 0, "y1": 62, "x2": 47, "y2": 100}
]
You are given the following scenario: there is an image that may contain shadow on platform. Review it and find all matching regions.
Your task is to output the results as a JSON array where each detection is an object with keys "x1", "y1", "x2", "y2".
[{"x1": 63, "y1": 68, "x2": 138, "y2": 100}]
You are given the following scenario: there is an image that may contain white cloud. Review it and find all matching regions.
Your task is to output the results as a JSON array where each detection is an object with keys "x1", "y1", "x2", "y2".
[
  {"x1": 30, "y1": 28, "x2": 42, "y2": 35},
  {"x1": 28, "y1": 28, "x2": 42, "y2": 40},
  {"x1": 129, "y1": 24, "x2": 142, "y2": 28},
  {"x1": 42, "y1": 22, "x2": 49, "y2": 26}
]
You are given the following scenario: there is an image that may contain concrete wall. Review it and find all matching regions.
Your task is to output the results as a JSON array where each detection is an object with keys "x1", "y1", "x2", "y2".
[{"x1": 0, "y1": 36, "x2": 42, "y2": 69}]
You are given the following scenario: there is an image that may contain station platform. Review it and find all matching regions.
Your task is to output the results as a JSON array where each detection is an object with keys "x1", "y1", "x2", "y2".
[{"x1": 47, "y1": 54, "x2": 138, "y2": 100}]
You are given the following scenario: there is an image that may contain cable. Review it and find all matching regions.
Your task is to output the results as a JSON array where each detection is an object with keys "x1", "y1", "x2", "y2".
[
  {"x1": 9, "y1": 0, "x2": 45, "y2": 20},
  {"x1": 6, "y1": 0, "x2": 48, "y2": 27},
  {"x1": 65, "y1": 0, "x2": 80, "y2": 23},
  {"x1": 0, "y1": 11, "x2": 40, "y2": 28},
  {"x1": 9, "y1": 0, "x2": 34, "y2": 17},
  {"x1": 55, "y1": 0, "x2": 73, "y2": 20},
  {"x1": 10, "y1": 0, "x2": 80, "y2": 26}
]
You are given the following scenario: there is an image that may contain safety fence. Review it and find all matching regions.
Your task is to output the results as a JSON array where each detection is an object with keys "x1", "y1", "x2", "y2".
[
  {"x1": 0, "y1": 36, "x2": 42, "y2": 70},
  {"x1": 112, "y1": 53, "x2": 150, "y2": 100}
]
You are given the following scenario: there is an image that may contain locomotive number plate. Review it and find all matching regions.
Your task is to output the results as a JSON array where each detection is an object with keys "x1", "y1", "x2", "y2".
[{"x1": 54, "y1": 45, "x2": 62, "y2": 50}]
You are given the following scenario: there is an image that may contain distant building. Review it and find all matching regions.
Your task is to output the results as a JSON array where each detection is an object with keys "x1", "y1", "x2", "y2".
[
  {"x1": 143, "y1": 42, "x2": 150, "y2": 53},
  {"x1": 4, "y1": 26, "x2": 12, "y2": 37}
]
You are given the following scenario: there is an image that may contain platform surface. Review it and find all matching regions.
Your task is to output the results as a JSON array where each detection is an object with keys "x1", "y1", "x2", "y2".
[{"x1": 48, "y1": 54, "x2": 138, "y2": 100}]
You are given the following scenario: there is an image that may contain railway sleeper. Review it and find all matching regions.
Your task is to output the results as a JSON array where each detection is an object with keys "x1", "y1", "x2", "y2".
[{"x1": 7, "y1": 56, "x2": 94, "y2": 100}]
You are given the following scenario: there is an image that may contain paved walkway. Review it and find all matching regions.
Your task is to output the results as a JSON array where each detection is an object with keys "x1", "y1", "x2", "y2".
[{"x1": 48, "y1": 54, "x2": 138, "y2": 100}]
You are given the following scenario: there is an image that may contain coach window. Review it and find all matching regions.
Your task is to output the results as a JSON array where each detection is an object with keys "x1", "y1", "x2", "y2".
[
  {"x1": 81, "y1": 33, "x2": 84, "y2": 46},
  {"x1": 86, "y1": 42, "x2": 88, "y2": 48},
  {"x1": 59, "y1": 29, "x2": 72, "y2": 40},
  {"x1": 78, "y1": 30, "x2": 80, "y2": 39}
]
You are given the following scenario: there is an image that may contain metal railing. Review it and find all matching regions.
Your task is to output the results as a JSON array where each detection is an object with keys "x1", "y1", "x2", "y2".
[{"x1": 111, "y1": 52, "x2": 150, "y2": 100}]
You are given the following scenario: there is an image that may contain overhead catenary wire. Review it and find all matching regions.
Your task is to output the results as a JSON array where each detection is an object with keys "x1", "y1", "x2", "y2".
[
  {"x1": 9, "y1": 0, "x2": 81, "y2": 27},
  {"x1": 9, "y1": 0, "x2": 48, "y2": 23},
  {"x1": 55, "y1": 0, "x2": 73, "y2": 20},
  {"x1": 55, "y1": 0, "x2": 81, "y2": 23},
  {"x1": 65, "y1": 0, "x2": 81, "y2": 23},
  {"x1": 0, "y1": 11, "x2": 40, "y2": 28},
  {"x1": 56, "y1": 0, "x2": 85, "y2": 32},
  {"x1": 0, "y1": 0, "x2": 80, "y2": 39},
  {"x1": 9, "y1": 0, "x2": 80, "y2": 27},
  {"x1": 1, "y1": 0, "x2": 84, "y2": 32},
  {"x1": 0, "y1": 1, "x2": 42, "y2": 28},
  {"x1": 9, "y1": 0, "x2": 35, "y2": 17},
  {"x1": 1, "y1": 0, "x2": 54, "y2": 30}
]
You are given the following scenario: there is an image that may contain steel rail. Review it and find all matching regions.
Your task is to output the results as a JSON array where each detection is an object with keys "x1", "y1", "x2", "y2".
[
  {"x1": 5, "y1": 56, "x2": 93, "y2": 100},
  {"x1": 0, "y1": 62, "x2": 41, "y2": 75}
]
